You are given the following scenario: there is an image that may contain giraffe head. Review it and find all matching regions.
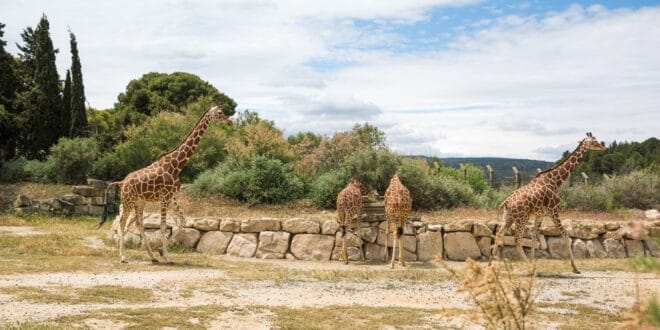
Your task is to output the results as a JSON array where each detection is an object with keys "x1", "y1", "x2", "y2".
[
  {"x1": 582, "y1": 132, "x2": 606, "y2": 151},
  {"x1": 350, "y1": 177, "x2": 376, "y2": 196},
  {"x1": 207, "y1": 105, "x2": 232, "y2": 126}
]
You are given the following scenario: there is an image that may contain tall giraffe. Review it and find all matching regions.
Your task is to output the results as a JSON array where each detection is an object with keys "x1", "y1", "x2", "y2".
[
  {"x1": 336, "y1": 177, "x2": 371, "y2": 264},
  {"x1": 384, "y1": 173, "x2": 412, "y2": 268},
  {"x1": 97, "y1": 105, "x2": 232, "y2": 263},
  {"x1": 490, "y1": 132, "x2": 605, "y2": 273}
]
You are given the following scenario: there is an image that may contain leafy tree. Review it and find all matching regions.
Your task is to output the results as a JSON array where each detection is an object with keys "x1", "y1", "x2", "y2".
[
  {"x1": 0, "y1": 22, "x2": 21, "y2": 159},
  {"x1": 69, "y1": 31, "x2": 87, "y2": 137},
  {"x1": 62, "y1": 70, "x2": 72, "y2": 135},
  {"x1": 351, "y1": 122, "x2": 386, "y2": 149},
  {"x1": 226, "y1": 120, "x2": 293, "y2": 164}
]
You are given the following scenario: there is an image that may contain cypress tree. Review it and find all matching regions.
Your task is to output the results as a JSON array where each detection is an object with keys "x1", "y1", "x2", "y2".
[
  {"x1": 0, "y1": 22, "x2": 21, "y2": 159},
  {"x1": 62, "y1": 69, "x2": 72, "y2": 136},
  {"x1": 69, "y1": 31, "x2": 87, "y2": 136}
]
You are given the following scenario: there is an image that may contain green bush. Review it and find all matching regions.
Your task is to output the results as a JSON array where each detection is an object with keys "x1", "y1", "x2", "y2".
[
  {"x1": 0, "y1": 157, "x2": 31, "y2": 182},
  {"x1": 190, "y1": 156, "x2": 304, "y2": 204},
  {"x1": 605, "y1": 169, "x2": 659, "y2": 209},
  {"x1": 309, "y1": 169, "x2": 352, "y2": 209},
  {"x1": 44, "y1": 137, "x2": 99, "y2": 184},
  {"x1": 397, "y1": 158, "x2": 444, "y2": 210},
  {"x1": 560, "y1": 185, "x2": 613, "y2": 211},
  {"x1": 341, "y1": 149, "x2": 399, "y2": 194},
  {"x1": 435, "y1": 174, "x2": 477, "y2": 209}
]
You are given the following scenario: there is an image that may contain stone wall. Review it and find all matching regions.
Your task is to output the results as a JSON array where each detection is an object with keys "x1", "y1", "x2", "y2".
[
  {"x1": 114, "y1": 213, "x2": 660, "y2": 261},
  {"x1": 14, "y1": 179, "x2": 111, "y2": 216}
]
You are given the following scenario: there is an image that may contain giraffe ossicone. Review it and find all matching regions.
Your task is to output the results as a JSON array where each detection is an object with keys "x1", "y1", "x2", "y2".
[{"x1": 97, "y1": 105, "x2": 232, "y2": 264}]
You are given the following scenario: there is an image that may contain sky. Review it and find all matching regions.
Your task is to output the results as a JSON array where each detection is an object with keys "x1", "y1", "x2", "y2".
[{"x1": 1, "y1": 0, "x2": 659, "y2": 161}]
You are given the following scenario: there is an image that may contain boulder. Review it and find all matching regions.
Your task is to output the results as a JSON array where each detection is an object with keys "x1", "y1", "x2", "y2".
[
  {"x1": 376, "y1": 230, "x2": 416, "y2": 252},
  {"x1": 393, "y1": 249, "x2": 418, "y2": 262},
  {"x1": 646, "y1": 209, "x2": 660, "y2": 220},
  {"x1": 59, "y1": 194, "x2": 84, "y2": 206},
  {"x1": 226, "y1": 233, "x2": 258, "y2": 258},
  {"x1": 171, "y1": 228, "x2": 201, "y2": 249},
  {"x1": 403, "y1": 221, "x2": 415, "y2": 235},
  {"x1": 256, "y1": 231, "x2": 290, "y2": 259},
  {"x1": 443, "y1": 232, "x2": 481, "y2": 261},
  {"x1": 501, "y1": 236, "x2": 540, "y2": 249},
  {"x1": 567, "y1": 222, "x2": 606, "y2": 240},
  {"x1": 87, "y1": 178, "x2": 108, "y2": 196},
  {"x1": 145, "y1": 230, "x2": 169, "y2": 249},
  {"x1": 241, "y1": 218, "x2": 281, "y2": 232},
  {"x1": 443, "y1": 221, "x2": 473, "y2": 232},
  {"x1": 75, "y1": 205, "x2": 105, "y2": 216},
  {"x1": 585, "y1": 239, "x2": 607, "y2": 258},
  {"x1": 290, "y1": 234, "x2": 335, "y2": 261},
  {"x1": 72, "y1": 185, "x2": 95, "y2": 197},
  {"x1": 143, "y1": 213, "x2": 176, "y2": 229},
  {"x1": 605, "y1": 222, "x2": 621, "y2": 231},
  {"x1": 219, "y1": 219, "x2": 241, "y2": 232},
  {"x1": 331, "y1": 246, "x2": 363, "y2": 261},
  {"x1": 624, "y1": 239, "x2": 644, "y2": 257},
  {"x1": 14, "y1": 194, "x2": 32, "y2": 208},
  {"x1": 540, "y1": 221, "x2": 562, "y2": 237},
  {"x1": 427, "y1": 224, "x2": 442, "y2": 232},
  {"x1": 357, "y1": 226, "x2": 378, "y2": 243},
  {"x1": 196, "y1": 231, "x2": 233, "y2": 255},
  {"x1": 364, "y1": 243, "x2": 387, "y2": 261},
  {"x1": 477, "y1": 237, "x2": 492, "y2": 257},
  {"x1": 473, "y1": 223, "x2": 492, "y2": 237},
  {"x1": 417, "y1": 231, "x2": 442, "y2": 261},
  {"x1": 285, "y1": 253, "x2": 297, "y2": 261},
  {"x1": 321, "y1": 220, "x2": 340, "y2": 235},
  {"x1": 193, "y1": 218, "x2": 220, "y2": 231},
  {"x1": 644, "y1": 239, "x2": 659, "y2": 257},
  {"x1": 335, "y1": 232, "x2": 362, "y2": 248},
  {"x1": 603, "y1": 238, "x2": 626, "y2": 258},
  {"x1": 122, "y1": 232, "x2": 142, "y2": 248},
  {"x1": 83, "y1": 196, "x2": 105, "y2": 206},
  {"x1": 282, "y1": 218, "x2": 320, "y2": 234},
  {"x1": 547, "y1": 237, "x2": 571, "y2": 259},
  {"x1": 572, "y1": 239, "x2": 588, "y2": 258},
  {"x1": 603, "y1": 229, "x2": 624, "y2": 240}
]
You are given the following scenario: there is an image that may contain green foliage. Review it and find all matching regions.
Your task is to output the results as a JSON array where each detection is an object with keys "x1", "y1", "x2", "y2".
[
  {"x1": 69, "y1": 31, "x2": 87, "y2": 137},
  {"x1": 572, "y1": 138, "x2": 660, "y2": 179},
  {"x1": 560, "y1": 185, "x2": 613, "y2": 211},
  {"x1": 0, "y1": 23, "x2": 21, "y2": 160},
  {"x1": 226, "y1": 115, "x2": 293, "y2": 164},
  {"x1": 309, "y1": 169, "x2": 352, "y2": 209},
  {"x1": 341, "y1": 149, "x2": 399, "y2": 193},
  {"x1": 0, "y1": 157, "x2": 31, "y2": 182},
  {"x1": 114, "y1": 72, "x2": 236, "y2": 128},
  {"x1": 351, "y1": 123, "x2": 386, "y2": 149},
  {"x1": 45, "y1": 137, "x2": 99, "y2": 184},
  {"x1": 62, "y1": 70, "x2": 72, "y2": 135},
  {"x1": 397, "y1": 158, "x2": 444, "y2": 210},
  {"x1": 190, "y1": 156, "x2": 304, "y2": 204}
]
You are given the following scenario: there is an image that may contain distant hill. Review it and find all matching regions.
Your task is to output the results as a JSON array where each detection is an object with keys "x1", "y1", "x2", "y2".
[{"x1": 412, "y1": 156, "x2": 554, "y2": 180}]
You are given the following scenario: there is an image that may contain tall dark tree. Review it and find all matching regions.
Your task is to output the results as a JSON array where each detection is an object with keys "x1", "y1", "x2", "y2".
[
  {"x1": 17, "y1": 15, "x2": 63, "y2": 159},
  {"x1": 62, "y1": 69, "x2": 72, "y2": 135},
  {"x1": 0, "y1": 22, "x2": 22, "y2": 159},
  {"x1": 69, "y1": 31, "x2": 87, "y2": 136}
]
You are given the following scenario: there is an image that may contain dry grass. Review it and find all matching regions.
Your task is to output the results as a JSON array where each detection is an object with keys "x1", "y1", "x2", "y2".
[
  {"x1": 423, "y1": 207, "x2": 646, "y2": 224},
  {"x1": 0, "y1": 285, "x2": 153, "y2": 304},
  {"x1": 534, "y1": 302, "x2": 624, "y2": 329},
  {"x1": 0, "y1": 182, "x2": 73, "y2": 211}
]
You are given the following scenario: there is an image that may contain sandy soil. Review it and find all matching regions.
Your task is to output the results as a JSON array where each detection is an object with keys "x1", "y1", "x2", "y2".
[{"x1": 0, "y1": 226, "x2": 44, "y2": 236}]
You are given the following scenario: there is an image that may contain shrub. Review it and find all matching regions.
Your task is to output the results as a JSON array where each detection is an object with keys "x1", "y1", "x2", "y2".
[
  {"x1": 560, "y1": 185, "x2": 613, "y2": 211},
  {"x1": 190, "y1": 156, "x2": 304, "y2": 204},
  {"x1": 435, "y1": 174, "x2": 478, "y2": 209},
  {"x1": 0, "y1": 157, "x2": 31, "y2": 182},
  {"x1": 397, "y1": 158, "x2": 444, "y2": 210},
  {"x1": 45, "y1": 137, "x2": 99, "y2": 184},
  {"x1": 341, "y1": 149, "x2": 399, "y2": 194},
  {"x1": 309, "y1": 169, "x2": 352, "y2": 209},
  {"x1": 605, "y1": 169, "x2": 659, "y2": 209}
]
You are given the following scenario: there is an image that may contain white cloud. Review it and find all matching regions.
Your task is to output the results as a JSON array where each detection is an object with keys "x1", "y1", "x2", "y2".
[{"x1": 1, "y1": 2, "x2": 658, "y2": 161}]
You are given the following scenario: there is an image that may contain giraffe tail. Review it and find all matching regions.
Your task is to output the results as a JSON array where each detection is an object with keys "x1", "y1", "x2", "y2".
[{"x1": 96, "y1": 181, "x2": 122, "y2": 229}]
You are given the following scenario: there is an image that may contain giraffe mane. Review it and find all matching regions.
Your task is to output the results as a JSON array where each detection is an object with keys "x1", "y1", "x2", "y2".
[
  {"x1": 532, "y1": 138, "x2": 587, "y2": 179},
  {"x1": 154, "y1": 109, "x2": 211, "y2": 162}
]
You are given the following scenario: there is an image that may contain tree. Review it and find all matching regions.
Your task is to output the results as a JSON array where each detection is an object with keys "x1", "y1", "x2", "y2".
[
  {"x1": 0, "y1": 21, "x2": 21, "y2": 159},
  {"x1": 62, "y1": 70, "x2": 72, "y2": 135},
  {"x1": 351, "y1": 122, "x2": 386, "y2": 149},
  {"x1": 16, "y1": 15, "x2": 63, "y2": 159},
  {"x1": 69, "y1": 31, "x2": 87, "y2": 136}
]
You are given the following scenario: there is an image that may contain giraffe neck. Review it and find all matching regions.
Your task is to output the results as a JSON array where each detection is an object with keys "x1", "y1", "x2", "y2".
[
  {"x1": 160, "y1": 113, "x2": 212, "y2": 175},
  {"x1": 545, "y1": 141, "x2": 587, "y2": 189}
]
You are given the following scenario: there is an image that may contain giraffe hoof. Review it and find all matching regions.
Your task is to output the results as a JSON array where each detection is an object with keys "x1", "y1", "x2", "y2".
[
  {"x1": 151, "y1": 258, "x2": 159, "y2": 264},
  {"x1": 120, "y1": 260, "x2": 128, "y2": 264},
  {"x1": 573, "y1": 269, "x2": 581, "y2": 274}
]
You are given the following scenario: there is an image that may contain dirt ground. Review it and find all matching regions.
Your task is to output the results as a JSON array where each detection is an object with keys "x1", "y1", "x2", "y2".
[{"x1": 0, "y1": 218, "x2": 658, "y2": 329}]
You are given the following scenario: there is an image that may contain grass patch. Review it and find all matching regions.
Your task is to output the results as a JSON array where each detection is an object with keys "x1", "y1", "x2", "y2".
[
  {"x1": 534, "y1": 301, "x2": 624, "y2": 329},
  {"x1": 0, "y1": 285, "x2": 153, "y2": 304}
]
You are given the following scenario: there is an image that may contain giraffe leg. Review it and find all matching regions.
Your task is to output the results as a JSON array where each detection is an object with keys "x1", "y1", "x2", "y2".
[
  {"x1": 160, "y1": 200, "x2": 173, "y2": 265},
  {"x1": 514, "y1": 222, "x2": 528, "y2": 262},
  {"x1": 117, "y1": 204, "x2": 133, "y2": 263},
  {"x1": 489, "y1": 210, "x2": 513, "y2": 265},
  {"x1": 552, "y1": 213, "x2": 580, "y2": 274},
  {"x1": 136, "y1": 205, "x2": 157, "y2": 263},
  {"x1": 390, "y1": 230, "x2": 397, "y2": 269},
  {"x1": 398, "y1": 230, "x2": 405, "y2": 267},
  {"x1": 172, "y1": 196, "x2": 186, "y2": 237},
  {"x1": 530, "y1": 216, "x2": 542, "y2": 261},
  {"x1": 341, "y1": 230, "x2": 348, "y2": 264},
  {"x1": 383, "y1": 223, "x2": 390, "y2": 262}
]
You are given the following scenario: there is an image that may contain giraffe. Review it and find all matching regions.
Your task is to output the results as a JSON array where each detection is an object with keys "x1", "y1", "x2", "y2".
[
  {"x1": 336, "y1": 177, "x2": 372, "y2": 264},
  {"x1": 489, "y1": 132, "x2": 606, "y2": 273},
  {"x1": 96, "y1": 105, "x2": 232, "y2": 263},
  {"x1": 383, "y1": 173, "x2": 412, "y2": 268}
]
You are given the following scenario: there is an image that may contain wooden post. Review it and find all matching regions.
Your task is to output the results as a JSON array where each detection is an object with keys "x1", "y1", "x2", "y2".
[
  {"x1": 459, "y1": 163, "x2": 467, "y2": 181},
  {"x1": 581, "y1": 172, "x2": 589, "y2": 185},
  {"x1": 486, "y1": 165, "x2": 494, "y2": 188},
  {"x1": 512, "y1": 166, "x2": 520, "y2": 188}
]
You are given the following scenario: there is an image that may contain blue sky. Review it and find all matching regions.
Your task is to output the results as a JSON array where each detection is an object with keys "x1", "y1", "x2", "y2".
[{"x1": 1, "y1": 1, "x2": 659, "y2": 160}]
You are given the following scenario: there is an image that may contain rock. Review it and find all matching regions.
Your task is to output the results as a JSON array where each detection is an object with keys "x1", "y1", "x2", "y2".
[
  {"x1": 14, "y1": 194, "x2": 32, "y2": 207},
  {"x1": 443, "y1": 232, "x2": 481, "y2": 261},
  {"x1": 219, "y1": 218, "x2": 241, "y2": 232},
  {"x1": 290, "y1": 234, "x2": 335, "y2": 261},
  {"x1": 357, "y1": 226, "x2": 378, "y2": 243},
  {"x1": 83, "y1": 196, "x2": 105, "y2": 205},
  {"x1": 122, "y1": 232, "x2": 141, "y2": 248},
  {"x1": 603, "y1": 229, "x2": 623, "y2": 240},
  {"x1": 171, "y1": 228, "x2": 201, "y2": 249},
  {"x1": 403, "y1": 222, "x2": 415, "y2": 235},
  {"x1": 59, "y1": 194, "x2": 84, "y2": 206},
  {"x1": 443, "y1": 221, "x2": 473, "y2": 232},
  {"x1": 603, "y1": 238, "x2": 626, "y2": 258},
  {"x1": 646, "y1": 209, "x2": 660, "y2": 220},
  {"x1": 335, "y1": 232, "x2": 362, "y2": 248},
  {"x1": 477, "y1": 237, "x2": 492, "y2": 257},
  {"x1": 321, "y1": 220, "x2": 340, "y2": 235},
  {"x1": 540, "y1": 221, "x2": 562, "y2": 237},
  {"x1": 145, "y1": 230, "x2": 169, "y2": 249},
  {"x1": 501, "y1": 236, "x2": 541, "y2": 249},
  {"x1": 585, "y1": 239, "x2": 607, "y2": 258},
  {"x1": 605, "y1": 222, "x2": 620, "y2": 231},
  {"x1": 567, "y1": 222, "x2": 606, "y2": 240},
  {"x1": 412, "y1": 221, "x2": 425, "y2": 228},
  {"x1": 282, "y1": 218, "x2": 320, "y2": 234},
  {"x1": 226, "y1": 233, "x2": 258, "y2": 258},
  {"x1": 256, "y1": 231, "x2": 290, "y2": 259},
  {"x1": 193, "y1": 218, "x2": 220, "y2": 231},
  {"x1": 376, "y1": 230, "x2": 416, "y2": 252},
  {"x1": 624, "y1": 239, "x2": 644, "y2": 257},
  {"x1": 427, "y1": 224, "x2": 442, "y2": 232},
  {"x1": 547, "y1": 237, "x2": 571, "y2": 259},
  {"x1": 644, "y1": 239, "x2": 659, "y2": 257},
  {"x1": 75, "y1": 205, "x2": 105, "y2": 216},
  {"x1": 196, "y1": 231, "x2": 233, "y2": 255},
  {"x1": 393, "y1": 249, "x2": 418, "y2": 262},
  {"x1": 143, "y1": 213, "x2": 176, "y2": 229},
  {"x1": 501, "y1": 246, "x2": 526, "y2": 260},
  {"x1": 572, "y1": 239, "x2": 588, "y2": 258},
  {"x1": 473, "y1": 223, "x2": 492, "y2": 237},
  {"x1": 417, "y1": 231, "x2": 442, "y2": 261},
  {"x1": 331, "y1": 246, "x2": 362, "y2": 261},
  {"x1": 241, "y1": 218, "x2": 281, "y2": 232},
  {"x1": 87, "y1": 178, "x2": 108, "y2": 196},
  {"x1": 285, "y1": 253, "x2": 297, "y2": 261},
  {"x1": 72, "y1": 185, "x2": 95, "y2": 197},
  {"x1": 365, "y1": 243, "x2": 387, "y2": 261}
]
